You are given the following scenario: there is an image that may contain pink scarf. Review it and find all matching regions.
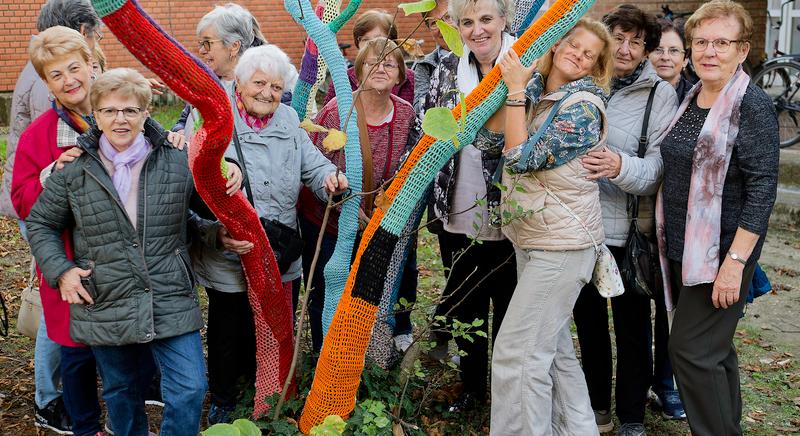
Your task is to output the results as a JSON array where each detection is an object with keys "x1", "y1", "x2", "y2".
[
  {"x1": 98, "y1": 132, "x2": 151, "y2": 202},
  {"x1": 656, "y1": 67, "x2": 750, "y2": 311}
]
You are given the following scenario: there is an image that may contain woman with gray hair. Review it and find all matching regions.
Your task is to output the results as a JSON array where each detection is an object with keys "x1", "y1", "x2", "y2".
[
  {"x1": 172, "y1": 2, "x2": 265, "y2": 133},
  {"x1": 422, "y1": 0, "x2": 518, "y2": 413},
  {"x1": 189, "y1": 44, "x2": 347, "y2": 425}
]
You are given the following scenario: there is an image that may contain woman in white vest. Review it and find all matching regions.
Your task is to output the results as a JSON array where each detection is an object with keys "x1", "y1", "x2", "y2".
[{"x1": 489, "y1": 18, "x2": 614, "y2": 434}]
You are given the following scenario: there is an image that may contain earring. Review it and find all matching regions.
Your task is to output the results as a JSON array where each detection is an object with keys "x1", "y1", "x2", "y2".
[{"x1": 48, "y1": 93, "x2": 55, "y2": 102}]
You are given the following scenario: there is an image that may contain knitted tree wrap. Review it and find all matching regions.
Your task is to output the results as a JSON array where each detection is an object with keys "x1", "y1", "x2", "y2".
[
  {"x1": 89, "y1": 0, "x2": 295, "y2": 418},
  {"x1": 299, "y1": 0, "x2": 595, "y2": 430}
]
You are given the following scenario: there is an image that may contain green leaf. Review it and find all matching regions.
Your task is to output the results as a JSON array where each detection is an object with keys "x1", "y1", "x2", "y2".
[
  {"x1": 373, "y1": 416, "x2": 391, "y2": 428},
  {"x1": 398, "y1": 0, "x2": 436, "y2": 15},
  {"x1": 309, "y1": 415, "x2": 346, "y2": 435},
  {"x1": 422, "y1": 107, "x2": 459, "y2": 141},
  {"x1": 472, "y1": 318, "x2": 485, "y2": 327},
  {"x1": 201, "y1": 423, "x2": 241, "y2": 436},
  {"x1": 436, "y1": 20, "x2": 463, "y2": 57},
  {"x1": 231, "y1": 419, "x2": 261, "y2": 436}
]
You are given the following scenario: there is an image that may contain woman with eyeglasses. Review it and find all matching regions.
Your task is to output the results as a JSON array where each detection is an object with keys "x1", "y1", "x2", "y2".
[
  {"x1": 658, "y1": 2, "x2": 778, "y2": 434},
  {"x1": 298, "y1": 38, "x2": 421, "y2": 355},
  {"x1": 572, "y1": 4, "x2": 679, "y2": 435},
  {"x1": 650, "y1": 19, "x2": 694, "y2": 102},
  {"x1": 24, "y1": 66, "x2": 209, "y2": 435}
]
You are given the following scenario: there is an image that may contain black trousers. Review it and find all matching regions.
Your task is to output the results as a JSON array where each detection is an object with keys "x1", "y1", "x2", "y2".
[
  {"x1": 434, "y1": 231, "x2": 516, "y2": 399},
  {"x1": 206, "y1": 288, "x2": 256, "y2": 407},
  {"x1": 573, "y1": 245, "x2": 652, "y2": 424},
  {"x1": 668, "y1": 260, "x2": 754, "y2": 436}
]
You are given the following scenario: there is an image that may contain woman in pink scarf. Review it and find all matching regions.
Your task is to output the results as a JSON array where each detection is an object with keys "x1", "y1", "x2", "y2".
[{"x1": 656, "y1": 2, "x2": 779, "y2": 434}]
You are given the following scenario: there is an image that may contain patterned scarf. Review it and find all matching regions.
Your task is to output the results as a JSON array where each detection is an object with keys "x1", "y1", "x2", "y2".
[
  {"x1": 235, "y1": 90, "x2": 274, "y2": 132},
  {"x1": 98, "y1": 132, "x2": 151, "y2": 202},
  {"x1": 610, "y1": 61, "x2": 646, "y2": 96},
  {"x1": 655, "y1": 66, "x2": 750, "y2": 311},
  {"x1": 52, "y1": 99, "x2": 91, "y2": 134}
]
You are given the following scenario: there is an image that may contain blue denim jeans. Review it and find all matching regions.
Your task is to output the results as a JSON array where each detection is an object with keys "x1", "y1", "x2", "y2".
[
  {"x1": 92, "y1": 331, "x2": 207, "y2": 436},
  {"x1": 61, "y1": 346, "x2": 101, "y2": 436},
  {"x1": 35, "y1": 312, "x2": 62, "y2": 409}
]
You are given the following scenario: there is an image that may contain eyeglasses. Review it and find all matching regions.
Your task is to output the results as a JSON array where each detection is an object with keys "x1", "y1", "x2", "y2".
[
  {"x1": 613, "y1": 34, "x2": 644, "y2": 51},
  {"x1": 96, "y1": 107, "x2": 143, "y2": 120},
  {"x1": 198, "y1": 39, "x2": 223, "y2": 52},
  {"x1": 653, "y1": 47, "x2": 685, "y2": 57},
  {"x1": 94, "y1": 29, "x2": 104, "y2": 41},
  {"x1": 691, "y1": 38, "x2": 746, "y2": 54},
  {"x1": 424, "y1": 14, "x2": 452, "y2": 28},
  {"x1": 364, "y1": 60, "x2": 399, "y2": 70}
]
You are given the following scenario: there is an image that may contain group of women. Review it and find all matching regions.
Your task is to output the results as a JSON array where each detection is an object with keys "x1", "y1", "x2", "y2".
[{"x1": 3, "y1": 0, "x2": 779, "y2": 435}]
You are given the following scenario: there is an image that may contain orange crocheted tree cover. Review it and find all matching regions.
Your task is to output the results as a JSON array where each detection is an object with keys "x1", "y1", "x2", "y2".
[
  {"x1": 299, "y1": 0, "x2": 595, "y2": 431},
  {"x1": 91, "y1": 0, "x2": 295, "y2": 418}
]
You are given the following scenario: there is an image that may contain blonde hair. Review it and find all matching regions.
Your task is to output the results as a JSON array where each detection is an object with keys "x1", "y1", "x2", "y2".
[
  {"x1": 537, "y1": 18, "x2": 615, "y2": 91},
  {"x1": 93, "y1": 44, "x2": 106, "y2": 73},
  {"x1": 29, "y1": 25, "x2": 91, "y2": 80},
  {"x1": 685, "y1": 0, "x2": 753, "y2": 45},
  {"x1": 90, "y1": 68, "x2": 152, "y2": 109},
  {"x1": 354, "y1": 37, "x2": 407, "y2": 85}
]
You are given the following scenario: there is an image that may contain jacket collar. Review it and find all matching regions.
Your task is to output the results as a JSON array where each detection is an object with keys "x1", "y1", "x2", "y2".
[{"x1": 613, "y1": 61, "x2": 661, "y2": 95}]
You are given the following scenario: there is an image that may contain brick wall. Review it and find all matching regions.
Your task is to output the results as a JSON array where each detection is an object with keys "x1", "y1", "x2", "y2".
[
  {"x1": 0, "y1": 0, "x2": 436, "y2": 93},
  {"x1": 0, "y1": 1, "x2": 769, "y2": 93}
]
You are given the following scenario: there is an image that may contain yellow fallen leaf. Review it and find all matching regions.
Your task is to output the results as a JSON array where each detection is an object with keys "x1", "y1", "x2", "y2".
[
  {"x1": 299, "y1": 119, "x2": 329, "y2": 133},
  {"x1": 374, "y1": 188, "x2": 390, "y2": 211},
  {"x1": 323, "y1": 129, "x2": 347, "y2": 151}
]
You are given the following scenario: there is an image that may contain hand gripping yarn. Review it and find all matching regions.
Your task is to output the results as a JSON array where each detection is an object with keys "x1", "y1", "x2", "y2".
[
  {"x1": 298, "y1": 0, "x2": 596, "y2": 431},
  {"x1": 89, "y1": 0, "x2": 295, "y2": 418}
]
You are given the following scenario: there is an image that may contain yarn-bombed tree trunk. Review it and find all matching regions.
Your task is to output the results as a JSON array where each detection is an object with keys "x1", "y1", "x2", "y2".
[
  {"x1": 299, "y1": 0, "x2": 596, "y2": 431},
  {"x1": 89, "y1": 0, "x2": 294, "y2": 418}
]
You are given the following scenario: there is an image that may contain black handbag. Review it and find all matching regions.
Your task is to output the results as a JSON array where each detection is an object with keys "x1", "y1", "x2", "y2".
[
  {"x1": 232, "y1": 128, "x2": 303, "y2": 275},
  {"x1": 619, "y1": 83, "x2": 661, "y2": 298}
]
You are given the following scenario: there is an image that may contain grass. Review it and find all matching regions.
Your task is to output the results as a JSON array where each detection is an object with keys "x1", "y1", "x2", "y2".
[
  {"x1": 0, "y1": 137, "x2": 6, "y2": 161},
  {"x1": 150, "y1": 104, "x2": 185, "y2": 130}
]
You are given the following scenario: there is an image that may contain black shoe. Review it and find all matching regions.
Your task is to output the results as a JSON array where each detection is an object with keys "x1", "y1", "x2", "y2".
[
  {"x1": 34, "y1": 397, "x2": 73, "y2": 435},
  {"x1": 447, "y1": 392, "x2": 481, "y2": 413},
  {"x1": 144, "y1": 379, "x2": 164, "y2": 408}
]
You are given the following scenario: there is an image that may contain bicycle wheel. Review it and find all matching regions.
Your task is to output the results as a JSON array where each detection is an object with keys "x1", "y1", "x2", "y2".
[{"x1": 753, "y1": 61, "x2": 800, "y2": 148}]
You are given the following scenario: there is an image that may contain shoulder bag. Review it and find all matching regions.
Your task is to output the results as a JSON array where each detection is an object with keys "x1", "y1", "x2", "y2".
[
  {"x1": 232, "y1": 128, "x2": 303, "y2": 275},
  {"x1": 619, "y1": 83, "x2": 661, "y2": 298},
  {"x1": 17, "y1": 257, "x2": 41, "y2": 339}
]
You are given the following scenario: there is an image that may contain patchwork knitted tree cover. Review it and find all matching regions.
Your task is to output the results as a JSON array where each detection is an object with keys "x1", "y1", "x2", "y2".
[
  {"x1": 298, "y1": 0, "x2": 596, "y2": 430},
  {"x1": 89, "y1": 0, "x2": 294, "y2": 418}
]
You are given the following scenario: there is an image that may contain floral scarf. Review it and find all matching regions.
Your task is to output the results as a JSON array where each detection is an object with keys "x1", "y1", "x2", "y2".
[
  {"x1": 235, "y1": 90, "x2": 273, "y2": 132},
  {"x1": 52, "y1": 99, "x2": 91, "y2": 134},
  {"x1": 610, "y1": 61, "x2": 646, "y2": 96},
  {"x1": 655, "y1": 66, "x2": 750, "y2": 311}
]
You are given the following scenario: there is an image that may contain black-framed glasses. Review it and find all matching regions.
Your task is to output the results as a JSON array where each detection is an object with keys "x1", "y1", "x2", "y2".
[
  {"x1": 96, "y1": 107, "x2": 143, "y2": 119},
  {"x1": 198, "y1": 39, "x2": 223, "y2": 52},
  {"x1": 691, "y1": 38, "x2": 746, "y2": 53},
  {"x1": 653, "y1": 47, "x2": 685, "y2": 57},
  {"x1": 94, "y1": 29, "x2": 104, "y2": 41}
]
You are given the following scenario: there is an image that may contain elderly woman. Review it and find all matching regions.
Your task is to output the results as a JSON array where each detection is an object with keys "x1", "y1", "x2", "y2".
[
  {"x1": 2, "y1": 3, "x2": 100, "y2": 430},
  {"x1": 658, "y1": 2, "x2": 779, "y2": 434},
  {"x1": 298, "y1": 37, "x2": 421, "y2": 353},
  {"x1": 650, "y1": 19, "x2": 693, "y2": 102},
  {"x1": 189, "y1": 44, "x2": 347, "y2": 424},
  {"x1": 323, "y1": 9, "x2": 416, "y2": 105},
  {"x1": 491, "y1": 19, "x2": 615, "y2": 434},
  {"x1": 25, "y1": 67, "x2": 208, "y2": 435},
  {"x1": 422, "y1": 0, "x2": 518, "y2": 412},
  {"x1": 571, "y1": 5, "x2": 678, "y2": 435},
  {"x1": 172, "y1": 2, "x2": 265, "y2": 134}
]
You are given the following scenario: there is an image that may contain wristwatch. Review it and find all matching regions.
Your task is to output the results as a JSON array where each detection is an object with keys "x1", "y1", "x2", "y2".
[{"x1": 727, "y1": 251, "x2": 748, "y2": 266}]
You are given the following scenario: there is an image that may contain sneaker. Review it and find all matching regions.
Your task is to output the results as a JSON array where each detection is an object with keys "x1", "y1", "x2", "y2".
[
  {"x1": 207, "y1": 403, "x2": 235, "y2": 425},
  {"x1": 144, "y1": 380, "x2": 164, "y2": 408},
  {"x1": 447, "y1": 392, "x2": 481, "y2": 413},
  {"x1": 34, "y1": 397, "x2": 73, "y2": 435},
  {"x1": 650, "y1": 389, "x2": 686, "y2": 420},
  {"x1": 104, "y1": 421, "x2": 114, "y2": 435},
  {"x1": 393, "y1": 334, "x2": 413, "y2": 353},
  {"x1": 594, "y1": 409, "x2": 613, "y2": 433},
  {"x1": 617, "y1": 423, "x2": 645, "y2": 436}
]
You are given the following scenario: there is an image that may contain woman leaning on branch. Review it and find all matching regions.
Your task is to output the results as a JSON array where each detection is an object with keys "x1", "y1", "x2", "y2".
[
  {"x1": 489, "y1": 18, "x2": 614, "y2": 435},
  {"x1": 657, "y1": 2, "x2": 779, "y2": 435},
  {"x1": 572, "y1": 5, "x2": 679, "y2": 435}
]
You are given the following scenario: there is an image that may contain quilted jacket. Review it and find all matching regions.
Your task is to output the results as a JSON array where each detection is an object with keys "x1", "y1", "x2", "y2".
[
  {"x1": 601, "y1": 61, "x2": 678, "y2": 246},
  {"x1": 25, "y1": 119, "x2": 203, "y2": 346}
]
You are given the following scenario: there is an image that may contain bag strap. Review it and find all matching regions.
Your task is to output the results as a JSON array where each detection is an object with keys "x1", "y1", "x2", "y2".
[
  {"x1": 629, "y1": 82, "x2": 660, "y2": 220},
  {"x1": 530, "y1": 174, "x2": 600, "y2": 253},
  {"x1": 492, "y1": 93, "x2": 568, "y2": 185},
  {"x1": 231, "y1": 126, "x2": 255, "y2": 207},
  {"x1": 355, "y1": 94, "x2": 375, "y2": 216}
]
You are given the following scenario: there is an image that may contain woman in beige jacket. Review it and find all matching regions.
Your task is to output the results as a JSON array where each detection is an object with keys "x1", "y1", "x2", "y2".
[{"x1": 488, "y1": 19, "x2": 614, "y2": 435}]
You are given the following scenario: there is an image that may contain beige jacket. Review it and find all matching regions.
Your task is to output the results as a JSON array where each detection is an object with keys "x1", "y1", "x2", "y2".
[{"x1": 501, "y1": 91, "x2": 608, "y2": 251}]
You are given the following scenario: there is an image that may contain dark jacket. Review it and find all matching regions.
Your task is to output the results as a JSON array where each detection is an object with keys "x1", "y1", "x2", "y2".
[{"x1": 25, "y1": 119, "x2": 203, "y2": 346}]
